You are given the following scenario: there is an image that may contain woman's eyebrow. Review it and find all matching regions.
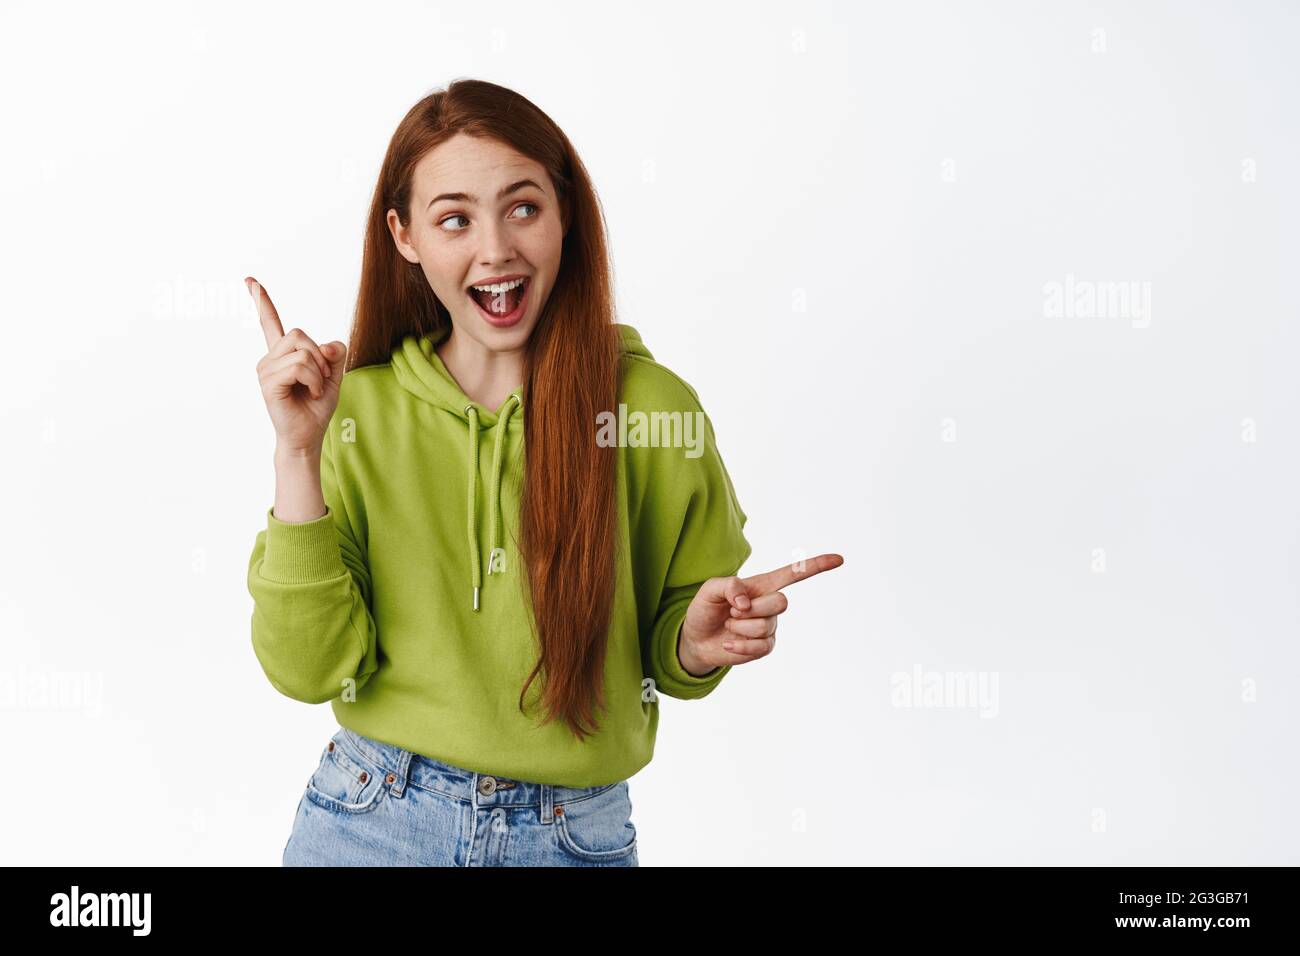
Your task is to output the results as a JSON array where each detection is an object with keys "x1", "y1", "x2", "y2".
[{"x1": 427, "y1": 178, "x2": 544, "y2": 211}]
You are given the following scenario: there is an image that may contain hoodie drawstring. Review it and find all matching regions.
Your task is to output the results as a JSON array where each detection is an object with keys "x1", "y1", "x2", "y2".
[{"x1": 465, "y1": 393, "x2": 522, "y2": 611}]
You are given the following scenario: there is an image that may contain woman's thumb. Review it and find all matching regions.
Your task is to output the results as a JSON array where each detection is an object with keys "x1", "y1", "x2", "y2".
[{"x1": 322, "y1": 341, "x2": 347, "y2": 373}]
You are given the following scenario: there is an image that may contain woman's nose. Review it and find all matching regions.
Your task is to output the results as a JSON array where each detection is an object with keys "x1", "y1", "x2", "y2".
[{"x1": 476, "y1": 220, "x2": 517, "y2": 264}]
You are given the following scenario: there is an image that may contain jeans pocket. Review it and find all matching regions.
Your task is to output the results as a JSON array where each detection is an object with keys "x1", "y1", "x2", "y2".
[
  {"x1": 553, "y1": 781, "x2": 637, "y2": 863},
  {"x1": 303, "y1": 729, "x2": 389, "y2": 815}
]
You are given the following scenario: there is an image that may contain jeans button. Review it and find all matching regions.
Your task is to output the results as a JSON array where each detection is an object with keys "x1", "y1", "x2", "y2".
[{"x1": 477, "y1": 775, "x2": 497, "y2": 796}]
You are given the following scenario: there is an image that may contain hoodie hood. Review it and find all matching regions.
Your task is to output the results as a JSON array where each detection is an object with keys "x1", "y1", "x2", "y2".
[
  {"x1": 388, "y1": 322, "x2": 649, "y2": 611},
  {"x1": 615, "y1": 322, "x2": 653, "y2": 362}
]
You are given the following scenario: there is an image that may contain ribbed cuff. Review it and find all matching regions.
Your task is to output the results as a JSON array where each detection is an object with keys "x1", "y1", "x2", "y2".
[{"x1": 259, "y1": 505, "x2": 347, "y2": 584}]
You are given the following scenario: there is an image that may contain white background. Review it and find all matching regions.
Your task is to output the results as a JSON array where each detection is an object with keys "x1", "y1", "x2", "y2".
[{"x1": 1, "y1": 0, "x2": 1296, "y2": 865}]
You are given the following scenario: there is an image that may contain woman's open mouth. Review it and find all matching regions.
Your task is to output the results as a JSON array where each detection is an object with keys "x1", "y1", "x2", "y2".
[{"x1": 467, "y1": 276, "x2": 530, "y2": 328}]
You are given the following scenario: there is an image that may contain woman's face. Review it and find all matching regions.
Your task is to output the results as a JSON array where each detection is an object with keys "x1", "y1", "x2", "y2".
[{"x1": 387, "y1": 132, "x2": 565, "y2": 354}]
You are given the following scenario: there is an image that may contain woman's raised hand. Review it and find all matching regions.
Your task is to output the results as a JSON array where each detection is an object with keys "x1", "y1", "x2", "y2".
[
  {"x1": 249, "y1": 277, "x2": 348, "y2": 454},
  {"x1": 678, "y1": 553, "x2": 845, "y2": 674}
]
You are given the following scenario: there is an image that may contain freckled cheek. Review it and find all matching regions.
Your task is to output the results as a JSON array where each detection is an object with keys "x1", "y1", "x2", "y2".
[
  {"x1": 422, "y1": 246, "x2": 468, "y2": 287},
  {"x1": 527, "y1": 227, "x2": 564, "y2": 278},
  {"x1": 422, "y1": 261, "x2": 468, "y2": 305}
]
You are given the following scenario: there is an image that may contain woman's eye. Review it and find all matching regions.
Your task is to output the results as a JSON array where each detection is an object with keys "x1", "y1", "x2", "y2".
[{"x1": 438, "y1": 203, "x2": 537, "y2": 233}]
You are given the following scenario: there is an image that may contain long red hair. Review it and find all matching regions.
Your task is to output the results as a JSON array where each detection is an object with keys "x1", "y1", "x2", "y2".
[{"x1": 344, "y1": 79, "x2": 621, "y2": 740}]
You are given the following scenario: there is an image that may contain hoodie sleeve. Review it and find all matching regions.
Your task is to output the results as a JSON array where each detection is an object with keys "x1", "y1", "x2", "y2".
[
  {"x1": 637, "y1": 401, "x2": 752, "y2": 701},
  {"x1": 246, "y1": 421, "x2": 380, "y2": 704}
]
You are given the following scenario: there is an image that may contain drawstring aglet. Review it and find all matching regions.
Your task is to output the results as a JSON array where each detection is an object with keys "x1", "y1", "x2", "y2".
[{"x1": 473, "y1": 586, "x2": 480, "y2": 611}]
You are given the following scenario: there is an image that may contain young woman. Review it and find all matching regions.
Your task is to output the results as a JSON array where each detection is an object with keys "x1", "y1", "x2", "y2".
[{"x1": 246, "y1": 79, "x2": 843, "y2": 866}]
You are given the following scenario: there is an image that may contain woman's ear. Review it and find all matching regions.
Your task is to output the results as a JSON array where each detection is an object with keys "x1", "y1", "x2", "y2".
[{"x1": 386, "y1": 208, "x2": 421, "y2": 264}]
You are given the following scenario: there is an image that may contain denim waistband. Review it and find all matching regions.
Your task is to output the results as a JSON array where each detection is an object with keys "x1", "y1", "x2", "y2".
[{"x1": 333, "y1": 725, "x2": 622, "y2": 823}]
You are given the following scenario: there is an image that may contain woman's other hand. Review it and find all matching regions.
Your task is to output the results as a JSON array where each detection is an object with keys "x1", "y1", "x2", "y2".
[{"x1": 249, "y1": 276, "x2": 348, "y2": 454}]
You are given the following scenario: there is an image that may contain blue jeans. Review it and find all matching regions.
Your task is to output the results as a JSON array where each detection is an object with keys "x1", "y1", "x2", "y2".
[{"x1": 281, "y1": 726, "x2": 639, "y2": 866}]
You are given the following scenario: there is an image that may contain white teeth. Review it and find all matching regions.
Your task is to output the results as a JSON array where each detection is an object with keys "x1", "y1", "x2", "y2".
[{"x1": 470, "y1": 277, "x2": 526, "y2": 294}]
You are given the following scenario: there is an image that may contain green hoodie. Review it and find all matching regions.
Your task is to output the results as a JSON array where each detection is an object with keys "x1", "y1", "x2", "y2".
[{"x1": 247, "y1": 323, "x2": 751, "y2": 786}]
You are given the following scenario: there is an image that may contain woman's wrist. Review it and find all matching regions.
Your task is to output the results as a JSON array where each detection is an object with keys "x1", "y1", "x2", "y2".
[
  {"x1": 677, "y1": 621, "x2": 716, "y2": 677},
  {"x1": 272, "y1": 444, "x2": 326, "y2": 522}
]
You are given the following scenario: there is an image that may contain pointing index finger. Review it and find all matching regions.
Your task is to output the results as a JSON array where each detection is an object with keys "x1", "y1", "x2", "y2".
[
  {"x1": 246, "y1": 277, "x2": 285, "y2": 350},
  {"x1": 742, "y1": 553, "x2": 844, "y2": 596}
]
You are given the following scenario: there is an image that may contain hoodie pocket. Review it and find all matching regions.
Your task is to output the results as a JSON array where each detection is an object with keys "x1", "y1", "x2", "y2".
[{"x1": 303, "y1": 731, "x2": 388, "y2": 814}]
